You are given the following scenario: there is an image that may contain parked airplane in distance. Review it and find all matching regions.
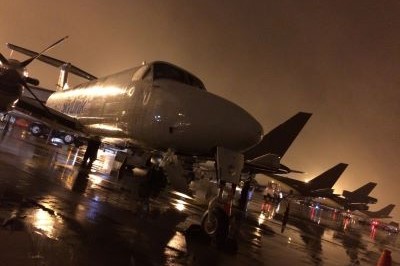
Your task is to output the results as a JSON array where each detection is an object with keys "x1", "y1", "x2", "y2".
[
  {"x1": 265, "y1": 163, "x2": 348, "y2": 198},
  {"x1": 355, "y1": 204, "x2": 396, "y2": 219},
  {"x1": 342, "y1": 182, "x2": 377, "y2": 204},
  {"x1": 244, "y1": 112, "x2": 312, "y2": 174},
  {"x1": 318, "y1": 182, "x2": 378, "y2": 211}
]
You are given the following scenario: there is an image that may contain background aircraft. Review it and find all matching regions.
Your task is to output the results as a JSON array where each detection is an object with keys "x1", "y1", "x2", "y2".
[
  {"x1": 243, "y1": 112, "x2": 312, "y2": 174},
  {"x1": 261, "y1": 163, "x2": 348, "y2": 198},
  {"x1": 314, "y1": 182, "x2": 377, "y2": 211},
  {"x1": 355, "y1": 204, "x2": 396, "y2": 219},
  {"x1": 341, "y1": 182, "x2": 377, "y2": 204}
]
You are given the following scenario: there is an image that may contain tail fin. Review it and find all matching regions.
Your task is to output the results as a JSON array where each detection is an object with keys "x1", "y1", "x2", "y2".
[
  {"x1": 309, "y1": 163, "x2": 348, "y2": 190},
  {"x1": 244, "y1": 112, "x2": 312, "y2": 160},
  {"x1": 343, "y1": 182, "x2": 377, "y2": 197},
  {"x1": 367, "y1": 204, "x2": 395, "y2": 218}
]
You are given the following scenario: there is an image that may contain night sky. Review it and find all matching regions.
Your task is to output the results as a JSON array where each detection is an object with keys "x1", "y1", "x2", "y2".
[{"x1": 1, "y1": 1, "x2": 399, "y2": 221}]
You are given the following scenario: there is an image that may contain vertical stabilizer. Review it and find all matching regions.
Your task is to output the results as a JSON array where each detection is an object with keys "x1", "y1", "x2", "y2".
[
  {"x1": 309, "y1": 163, "x2": 348, "y2": 190},
  {"x1": 244, "y1": 112, "x2": 312, "y2": 160},
  {"x1": 363, "y1": 204, "x2": 395, "y2": 218},
  {"x1": 343, "y1": 182, "x2": 377, "y2": 198}
]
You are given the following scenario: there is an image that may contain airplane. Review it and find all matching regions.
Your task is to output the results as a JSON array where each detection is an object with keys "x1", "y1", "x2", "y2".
[
  {"x1": 262, "y1": 163, "x2": 348, "y2": 199},
  {"x1": 342, "y1": 182, "x2": 377, "y2": 204},
  {"x1": 0, "y1": 38, "x2": 313, "y2": 243},
  {"x1": 194, "y1": 112, "x2": 312, "y2": 180},
  {"x1": 243, "y1": 112, "x2": 312, "y2": 174},
  {"x1": 355, "y1": 204, "x2": 396, "y2": 219},
  {"x1": 312, "y1": 182, "x2": 377, "y2": 212}
]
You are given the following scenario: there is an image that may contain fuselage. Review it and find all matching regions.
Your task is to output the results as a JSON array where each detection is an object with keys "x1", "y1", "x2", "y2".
[{"x1": 46, "y1": 61, "x2": 263, "y2": 155}]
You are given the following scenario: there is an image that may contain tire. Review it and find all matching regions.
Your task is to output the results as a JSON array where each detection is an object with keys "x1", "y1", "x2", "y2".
[
  {"x1": 30, "y1": 124, "x2": 43, "y2": 136},
  {"x1": 62, "y1": 134, "x2": 74, "y2": 145},
  {"x1": 201, "y1": 207, "x2": 229, "y2": 247}
]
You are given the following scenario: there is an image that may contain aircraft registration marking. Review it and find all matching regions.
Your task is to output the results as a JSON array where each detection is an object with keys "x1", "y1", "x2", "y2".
[{"x1": 61, "y1": 98, "x2": 88, "y2": 115}]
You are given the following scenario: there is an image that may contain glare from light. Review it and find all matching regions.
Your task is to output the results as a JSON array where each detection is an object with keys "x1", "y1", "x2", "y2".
[
  {"x1": 88, "y1": 174, "x2": 102, "y2": 185},
  {"x1": 174, "y1": 200, "x2": 186, "y2": 211},
  {"x1": 171, "y1": 191, "x2": 194, "y2": 200},
  {"x1": 88, "y1": 124, "x2": 124, "y2": 132},
  {"x1": 55, "y1": 85, "x2": 125, "y2": 99},
  {"x1": 33, "y1": 209, "x2": 58, "y2": 240},
  {"x1": 258, "y1": 212, "x2": 266, "y2": 225}
]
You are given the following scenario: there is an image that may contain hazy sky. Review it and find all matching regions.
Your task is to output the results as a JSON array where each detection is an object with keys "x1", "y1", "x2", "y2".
[{"x1": 1, "y1": 1, "x2": 399, "y2": 221}]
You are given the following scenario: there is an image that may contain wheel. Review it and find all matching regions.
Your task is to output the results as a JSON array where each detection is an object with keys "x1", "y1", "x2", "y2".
[
  {"x1": 62, "y1": 134, "x2": 74, "y2": 145},
  {"x1": 201, "y1": 207, "x2": 229, "y2": 247},
  {"x1": 30, "y1": 124, "x2": 43, "y2": 136}
]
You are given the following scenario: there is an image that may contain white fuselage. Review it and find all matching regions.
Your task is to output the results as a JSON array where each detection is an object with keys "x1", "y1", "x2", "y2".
[{"x1": 46, "y1": 62, "x2": 263, "y2": 155}]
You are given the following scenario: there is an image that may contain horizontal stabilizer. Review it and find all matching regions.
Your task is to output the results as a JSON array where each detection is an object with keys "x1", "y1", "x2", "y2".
[
  {"x1": 7, "y1": 43, "x2": 97, "y2": 81},
  {"x1": 244, "y1": 112, "x2": 312, "y2": 160}
]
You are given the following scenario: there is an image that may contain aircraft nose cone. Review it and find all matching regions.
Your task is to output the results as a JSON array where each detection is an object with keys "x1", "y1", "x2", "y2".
[
  {"x1": 225, "y1": 103, "x2": 263, "y2": 151},
  {"x1": 200, "y1": 93, "x2": 263, "y2": 152}
]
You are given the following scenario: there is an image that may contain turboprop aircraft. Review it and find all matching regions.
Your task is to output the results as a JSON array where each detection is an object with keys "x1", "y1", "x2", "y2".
[{"x1": 0, "y1": 38, "x2": 311, "y2": 246}]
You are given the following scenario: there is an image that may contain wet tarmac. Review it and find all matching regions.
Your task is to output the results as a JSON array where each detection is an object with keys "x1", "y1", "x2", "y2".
[{"x1": 0, "y1": 125, "x2": 399, "y2": 265}]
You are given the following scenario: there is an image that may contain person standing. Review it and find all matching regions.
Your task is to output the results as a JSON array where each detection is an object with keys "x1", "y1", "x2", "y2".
[{"x1": 82, "y1": 136, "x2": 101, "y2": 168}]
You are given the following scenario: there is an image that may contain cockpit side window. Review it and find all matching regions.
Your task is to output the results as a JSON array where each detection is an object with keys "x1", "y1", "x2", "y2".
[
  {"x1": 154, "y1": 63, "x2": 186, "y2": 83},
  {"x1": 188, "y1": 74, "x2": 206, "y2": 90}
]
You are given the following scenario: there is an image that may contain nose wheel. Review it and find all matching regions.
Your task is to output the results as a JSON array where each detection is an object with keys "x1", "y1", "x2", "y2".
[{"x1": 201, "y1": 207, "x2": 229, "y2": 247}]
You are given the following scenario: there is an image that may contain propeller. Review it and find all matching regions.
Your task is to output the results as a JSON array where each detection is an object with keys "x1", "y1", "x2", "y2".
[
  {"x1": 0, "y1": 53, "x2": 10, "y2": 65},
  {"x1": 0, "y1": 36, "x2": 69, "y2": 112},
  {"x1": 20, "y1": 36, "x2": 69, "y2": 68}
]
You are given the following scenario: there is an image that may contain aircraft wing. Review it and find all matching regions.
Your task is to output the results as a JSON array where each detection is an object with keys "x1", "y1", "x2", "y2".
[{"x1": 15, "y1": 96, "x2": 84, "y2": 133}]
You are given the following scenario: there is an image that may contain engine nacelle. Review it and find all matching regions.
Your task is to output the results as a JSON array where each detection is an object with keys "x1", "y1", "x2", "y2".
[
  {"x1": 0, "y1": 85, "x2": 23, "y2": 112},
  {"x1": 0, "y1": 68, "x2": 24, "y2": 112}
]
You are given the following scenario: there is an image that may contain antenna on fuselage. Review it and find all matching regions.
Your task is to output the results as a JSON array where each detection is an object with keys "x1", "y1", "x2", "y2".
[{"x1": 57, "y1": 63, "x2": 71, "y2": 91}]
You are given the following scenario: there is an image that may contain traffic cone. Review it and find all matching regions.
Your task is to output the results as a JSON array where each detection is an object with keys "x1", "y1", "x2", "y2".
[{"x1": 377, "y1": 249, "x2": 392, "y2": 266}]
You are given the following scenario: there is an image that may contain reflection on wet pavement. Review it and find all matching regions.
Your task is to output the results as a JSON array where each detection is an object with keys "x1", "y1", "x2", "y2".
[{"x1": 0, "y1": 127, "x2": 399, "y2": 265}]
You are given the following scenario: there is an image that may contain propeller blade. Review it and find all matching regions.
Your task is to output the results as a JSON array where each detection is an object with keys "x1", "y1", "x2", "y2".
[
  {"x1": 20, "y1": 36, "x2": 69, "y2": 67},
  {"x1": 0, "y1": 53, "x2": 9, "y2": 65},
  {"x1": 8, "y1": 41, "x2": 97, "y2": 80}
]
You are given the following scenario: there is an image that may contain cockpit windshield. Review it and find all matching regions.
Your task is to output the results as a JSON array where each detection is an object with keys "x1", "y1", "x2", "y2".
[{"x1": 152, "y1": 62, "x2": 206, "y2": 90}]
